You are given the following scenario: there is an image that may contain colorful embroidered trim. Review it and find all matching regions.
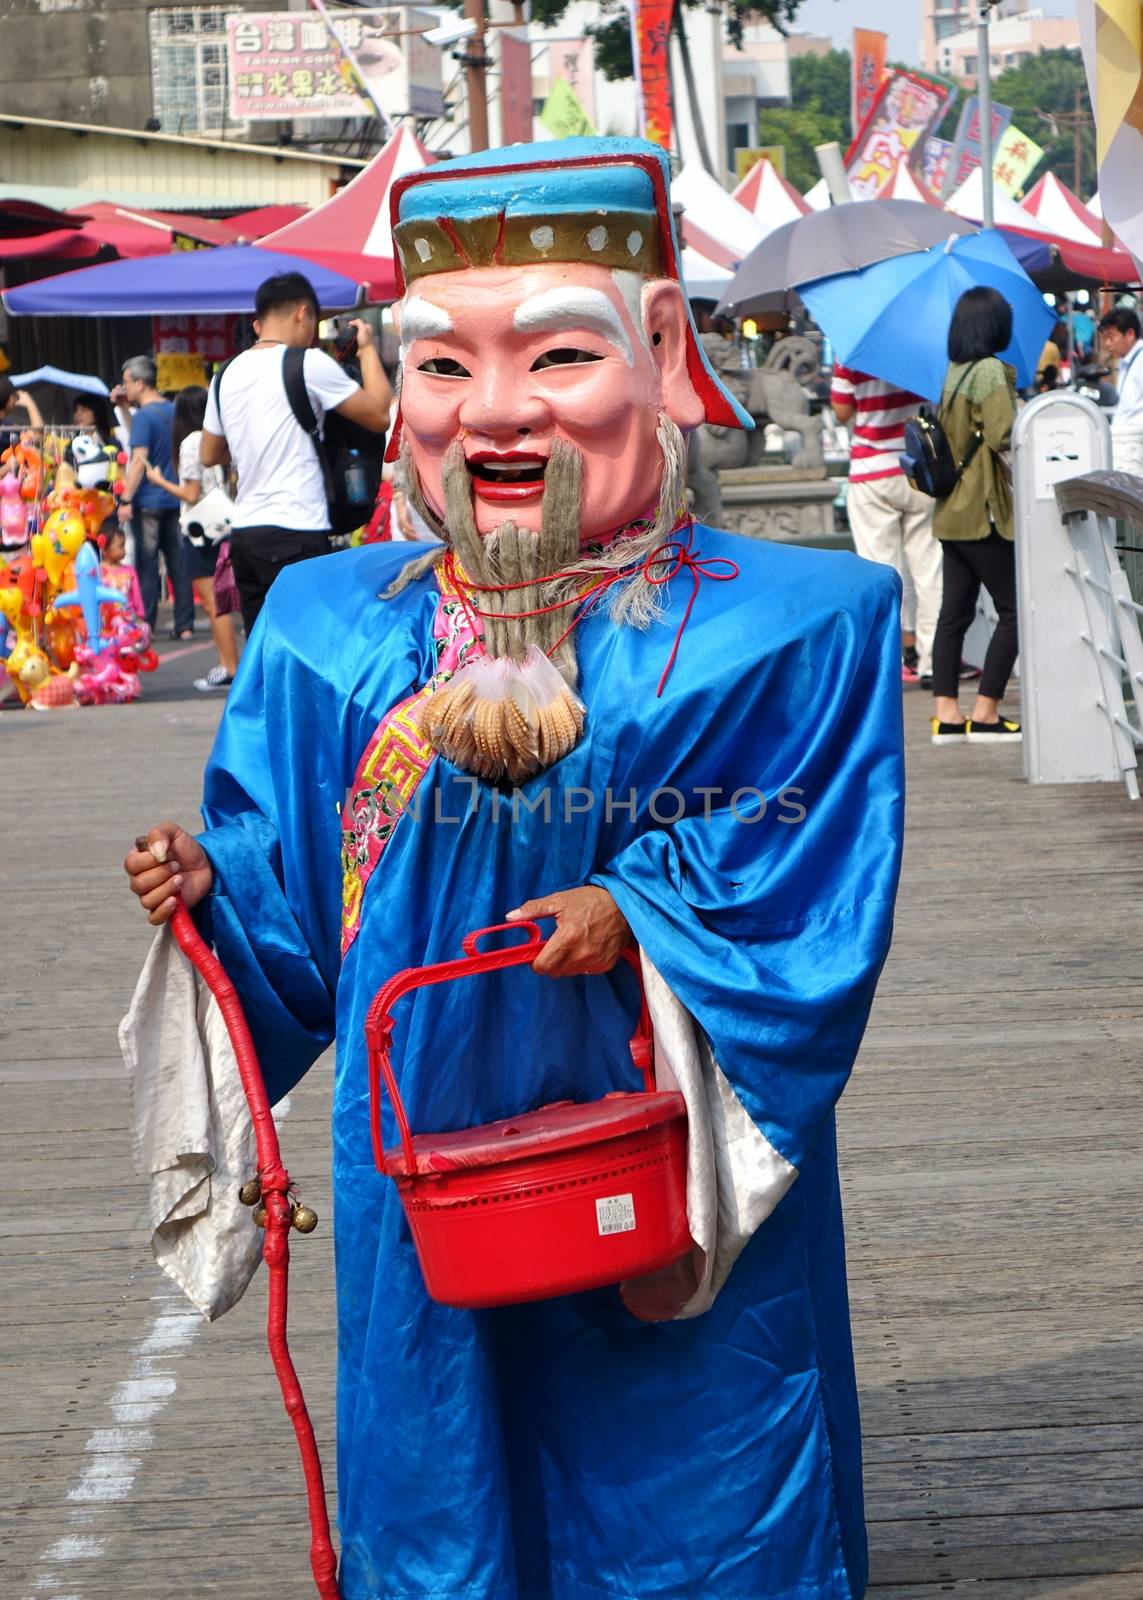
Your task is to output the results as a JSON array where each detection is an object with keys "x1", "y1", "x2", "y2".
[{"x1": 339, "y1": 559, "x2": 481, "y2": 957}]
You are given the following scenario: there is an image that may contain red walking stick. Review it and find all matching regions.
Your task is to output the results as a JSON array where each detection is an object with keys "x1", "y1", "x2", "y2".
[{"x1": 169, "y1": 902, "x2": 340, "y2": 1600}]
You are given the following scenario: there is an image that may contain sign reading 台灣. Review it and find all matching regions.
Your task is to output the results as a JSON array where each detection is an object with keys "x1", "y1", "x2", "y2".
[{"x1": 227, "y1": 9, "x2": 443, "y2": 123}]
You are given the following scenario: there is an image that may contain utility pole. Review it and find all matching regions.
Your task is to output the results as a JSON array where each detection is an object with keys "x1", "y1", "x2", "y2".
[
  {"x1": 977, "y1": 0, "x2": 994, "y2": 226},
  {"x1": 461, "y1": 0, "x2": 491, "y2": 152}
]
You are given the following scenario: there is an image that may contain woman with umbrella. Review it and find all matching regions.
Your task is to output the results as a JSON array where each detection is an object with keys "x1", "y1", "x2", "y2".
[{"x1": 929, "y1": 287, "x2": 1022, "y2": 744}]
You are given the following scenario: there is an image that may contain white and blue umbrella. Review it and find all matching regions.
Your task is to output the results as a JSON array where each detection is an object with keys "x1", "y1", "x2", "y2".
[{"x1": 800, "y1": 228, "x2": 1056, "y2": 402}]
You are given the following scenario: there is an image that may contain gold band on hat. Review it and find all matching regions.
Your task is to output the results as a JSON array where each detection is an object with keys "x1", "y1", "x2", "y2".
[{"x1": 395, "y1": 210, "x2": 663, "y2": 282}]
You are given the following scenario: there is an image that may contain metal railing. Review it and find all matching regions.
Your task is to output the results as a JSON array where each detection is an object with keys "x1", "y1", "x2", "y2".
[{"x1": 1052, "y1": 471, "x2": 1143, "y2": 801}]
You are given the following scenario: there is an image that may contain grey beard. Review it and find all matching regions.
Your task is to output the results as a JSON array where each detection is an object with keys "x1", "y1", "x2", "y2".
[
  {"x1": 384, "y1": 414, "x2": 690, "y2": 685},
  {"x1": 442, "y1": 436, "x2": 582, "y2": 684}
]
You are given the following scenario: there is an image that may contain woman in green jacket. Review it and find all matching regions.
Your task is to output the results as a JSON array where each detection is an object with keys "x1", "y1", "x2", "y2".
[{"x1": 931, "y1": 287, "x2": 1022, "y2": 744}]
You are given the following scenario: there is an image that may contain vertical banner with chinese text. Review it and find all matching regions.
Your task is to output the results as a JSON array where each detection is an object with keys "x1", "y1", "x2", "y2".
[
  {"x1": 919, "y1": 136, "x2": 954, "y2": 197},
  {"x1": 499, "y1": 34, "x2": 534, "y2": 145},
  {"x1": 852, "y1": 29, "x2": 887, "y2": 137},
  {"x1": 629, "y1": 0, "x2": 673, "y2": 151},
  {"x1": 845, "y1": 71, "x2": 953, "y2": 200},
  {"x1": 992, "y1": 124, "x2": 1045, "y2": 197},
  {"x1": 941, "y1": 95, "x2": 1014, "y2": 199},
  {"x1": 550, "y1": 37, "x2": 595, "y2": 127}
]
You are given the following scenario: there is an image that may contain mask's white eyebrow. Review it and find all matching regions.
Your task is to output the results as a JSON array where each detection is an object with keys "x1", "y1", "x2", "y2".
[
  {"x1": 512, "y1": 288, "x2": 633, "y2": 365},
  {"x1": 399, "y1": 298, "x2": 454, "y2": 357}
]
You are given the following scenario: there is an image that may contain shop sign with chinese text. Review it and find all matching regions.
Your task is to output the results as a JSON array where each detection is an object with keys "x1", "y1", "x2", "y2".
[{"x1": 227, "y1": 9, "x2": 443, "y2": 122}]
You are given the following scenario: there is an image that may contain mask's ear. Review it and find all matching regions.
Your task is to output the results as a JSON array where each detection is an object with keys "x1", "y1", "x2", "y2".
[{"x1": 643, "y1": 280, "x2": 706, "y2": 433}]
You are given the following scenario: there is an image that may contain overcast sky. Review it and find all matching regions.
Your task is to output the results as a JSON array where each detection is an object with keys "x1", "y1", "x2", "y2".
[{"x1": 792, "y1": 0, "x2": 1077, "y2": 66}]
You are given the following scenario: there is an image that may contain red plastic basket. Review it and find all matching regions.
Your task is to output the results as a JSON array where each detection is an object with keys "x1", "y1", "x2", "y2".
[{"x1": 364, "y1": 921, "x2": 691, "y2": 1309}]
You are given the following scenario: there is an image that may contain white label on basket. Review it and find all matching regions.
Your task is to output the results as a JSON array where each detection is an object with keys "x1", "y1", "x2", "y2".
[{"x1": 596, "y1": 1193, "x2": 636, "y2": 1236}]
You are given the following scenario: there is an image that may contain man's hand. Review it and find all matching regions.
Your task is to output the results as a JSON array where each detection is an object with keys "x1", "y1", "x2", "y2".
[
  {"x1": 350, "y1": 317, "x2": 375, "y2": 353},
  {"x1": 506, "y1": 885, "x2": 631, "y2": 978},
  {"x1": 124, "y1": 824, "x2": 213, "y2": 926}
]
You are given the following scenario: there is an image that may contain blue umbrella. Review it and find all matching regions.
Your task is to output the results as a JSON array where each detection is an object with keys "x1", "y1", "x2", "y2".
[
  {"x1": 800, "y1": 228, "x2": 1055, "y2": 403},
  {"x1": 3, "y1": 245, "x2": 362, "y2": 316}
]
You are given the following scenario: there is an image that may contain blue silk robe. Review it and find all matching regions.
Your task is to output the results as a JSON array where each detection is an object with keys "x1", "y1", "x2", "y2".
[{"x1": 196, "y1": 527, "x2": 904, "y2": 1600}]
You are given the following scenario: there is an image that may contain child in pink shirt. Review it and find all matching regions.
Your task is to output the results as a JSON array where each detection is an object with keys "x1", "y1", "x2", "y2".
[{"x1": 99, "y1": 520, "x2": 144, "y2": 618}]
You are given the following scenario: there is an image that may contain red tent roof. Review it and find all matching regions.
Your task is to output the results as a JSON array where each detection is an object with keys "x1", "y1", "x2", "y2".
[
  {"x1": 1004, "y1": 223, "x2": 1138, "y2": 288},
  {"x1": 732, "y1": 158, "x2": 810, "y2": 225},
  {"x1": 679, "y1": 214, "x2": 740, "y2": 270},
  {"x1": 876, "y1": 159, "x2": 942, "y2": 206},
  {"x1": 225, "y1": 205, "x2": 308, "y2": 240},
  {"x1": 0, "y1": 229, "x2": 100, "y2": 262},
  {"x1": 1020, "y1": 173, "x2": 1104, "y2": 247},
  {"x1": 260, "y1": 124, "x2": 435, "y2": 301}
]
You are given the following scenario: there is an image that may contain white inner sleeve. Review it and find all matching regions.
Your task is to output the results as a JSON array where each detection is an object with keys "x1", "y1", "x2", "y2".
[{"x1": 639, "y1": 951, "x2": 798, "y2": 1319}]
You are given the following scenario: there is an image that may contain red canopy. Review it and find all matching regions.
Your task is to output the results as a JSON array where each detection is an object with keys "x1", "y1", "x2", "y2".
[
  {"x1": 0, "y1": 229, "x2": 100, "y2": 261},
  {"x1": 1003, "y1": 223, "x2": 1139, "y2": 288},
  {"x1": 110, "y1": 206, "x2": 240, "y2": 247},
  {"x1": 226, "y1": 205, "x2": 308, "y2": 240},
  {"x1": 259, "y1": 124, "x2": 435, "y2": 301}
]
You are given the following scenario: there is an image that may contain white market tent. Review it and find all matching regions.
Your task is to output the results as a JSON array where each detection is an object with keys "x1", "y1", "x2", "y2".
[
  {"x1": 946, "y1": 166, "x2": 1034, "y2": 229},
  {"x1": 671, "y1": 162, "x2": 769, "y2": 259},
  {"x1": 680, "y1": 245, "x2": 734, "y2": 301}
]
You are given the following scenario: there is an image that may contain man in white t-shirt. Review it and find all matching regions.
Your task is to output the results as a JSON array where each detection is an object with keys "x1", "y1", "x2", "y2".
[{"x1": 202, "y1": 271, "x2": 391, "y2": 631}]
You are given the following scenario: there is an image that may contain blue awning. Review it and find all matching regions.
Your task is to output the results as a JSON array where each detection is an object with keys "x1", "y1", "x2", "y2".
[{"x1": 3, "y1": 245, "x2": 362, "y2": 316}]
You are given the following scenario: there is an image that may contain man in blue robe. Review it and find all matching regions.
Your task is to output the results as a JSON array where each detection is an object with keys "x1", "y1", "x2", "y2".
[{"x1": 125, "y1": 139, "x2": 903, "y2": 1600}]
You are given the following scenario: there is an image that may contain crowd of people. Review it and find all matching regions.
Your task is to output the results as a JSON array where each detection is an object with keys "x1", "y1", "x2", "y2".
[
  {"x1": 108, "y1": 272, "x2": 393, "y2": 690},
  {"x1": 11, "y1": 270, "x2": 1137, "y2": 734},
  {"x1": 831, "y1": 287, "x2": 1143, "y2": 747}
]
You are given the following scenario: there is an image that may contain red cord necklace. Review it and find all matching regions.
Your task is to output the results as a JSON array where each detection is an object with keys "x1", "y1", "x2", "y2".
[{"x1": 443, "y1": 520, "x2": 738, "y2": 696}]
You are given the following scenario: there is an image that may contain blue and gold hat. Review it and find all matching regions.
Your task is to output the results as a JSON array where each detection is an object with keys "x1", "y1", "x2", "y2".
[{"x1": 389, "y1": 137, "x2": 752, "y2": 432}]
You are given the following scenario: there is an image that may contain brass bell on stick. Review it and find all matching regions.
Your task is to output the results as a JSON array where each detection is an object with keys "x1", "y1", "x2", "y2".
[
  {"x1": 238, "y1": 1176, "x2": 262, "y2": 1206},
  {"x1": 252, "y1": 1202, "x2": 268, "y2": 1228},
  {"x1": 291, "y1": 1204, "x2": 319, "y2": 1234}
]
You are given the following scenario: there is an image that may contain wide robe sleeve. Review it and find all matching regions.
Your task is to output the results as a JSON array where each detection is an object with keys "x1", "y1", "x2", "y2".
[
  {"x1": 593, "y1": 560, "x2": 904, "y2": 1314},
  {"x1": 194, "y1": 595, "x2": 355, "y2": 1105}
]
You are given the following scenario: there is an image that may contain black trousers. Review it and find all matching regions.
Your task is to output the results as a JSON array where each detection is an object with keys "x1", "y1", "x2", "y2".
[
  {"x1": 931, "y1": 530, "x2": 1019, "y2": 701},
  {"x1": 230, "y1": 526, "x2": 331, "y2": 635}
]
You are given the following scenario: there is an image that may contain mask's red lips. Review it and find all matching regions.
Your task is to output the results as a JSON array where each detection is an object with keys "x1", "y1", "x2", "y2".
[{"x1": 465, "y1": 449, "x2": 548, "y2": 502}]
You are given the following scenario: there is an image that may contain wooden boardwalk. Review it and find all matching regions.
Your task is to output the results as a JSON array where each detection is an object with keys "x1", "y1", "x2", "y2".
[{"x1": 3, "y1": 667, "x2": 1142, "y2": 1599}]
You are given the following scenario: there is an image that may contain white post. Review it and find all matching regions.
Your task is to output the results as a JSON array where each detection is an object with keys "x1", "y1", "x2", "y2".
[{"x1": 1012, "y1": 392, "x2": 1116, "y2": 784}]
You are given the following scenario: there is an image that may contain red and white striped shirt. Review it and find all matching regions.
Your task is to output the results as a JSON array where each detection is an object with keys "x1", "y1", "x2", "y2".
[{"x1": 830, "y1": 365, "x2": 921, "y2": 483}]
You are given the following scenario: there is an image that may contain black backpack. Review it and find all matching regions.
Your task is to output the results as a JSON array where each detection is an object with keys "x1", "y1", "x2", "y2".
[
  {"x1": 900, "y1": 360, "x2": 983, "y2": 499},
  {"x1": 282, "y1": 346, "x2": 385, "y2": 536}
]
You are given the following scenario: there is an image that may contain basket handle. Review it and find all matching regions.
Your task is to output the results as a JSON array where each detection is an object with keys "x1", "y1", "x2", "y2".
[{"x1": 364, "y1": 921, "x2": 654, "y2": 1175}]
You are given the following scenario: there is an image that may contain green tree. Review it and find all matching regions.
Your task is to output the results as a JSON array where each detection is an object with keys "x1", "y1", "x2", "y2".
[{"x1": 992, "y1": 49, "x2": 1094, "y2": 197}]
